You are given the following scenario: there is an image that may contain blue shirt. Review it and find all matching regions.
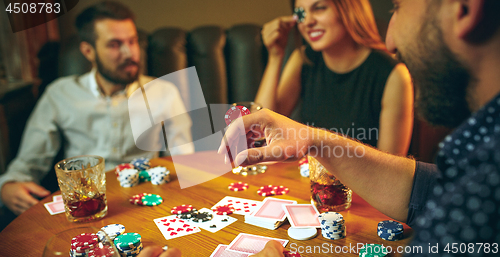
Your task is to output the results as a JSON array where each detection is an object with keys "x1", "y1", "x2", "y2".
[{"x1": 407, "y1": 93, "x2": 500, "y2": 256}]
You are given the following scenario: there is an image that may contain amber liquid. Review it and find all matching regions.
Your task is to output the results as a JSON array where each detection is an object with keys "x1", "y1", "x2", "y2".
[
  {"x1": 67, "y1": 193, "x2": 106, "y2": 218},
  {"x1": 310, "y1": 181, "x2": 352, "y2": 212}
]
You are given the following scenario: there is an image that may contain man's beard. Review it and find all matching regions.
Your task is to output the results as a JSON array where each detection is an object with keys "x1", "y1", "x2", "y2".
[
  {"x1": 96, "y1": 56, "x2": 139, "y2": 85},
  {"x1": 397, "y1": 16, "x2": 474, "y2": 128}
]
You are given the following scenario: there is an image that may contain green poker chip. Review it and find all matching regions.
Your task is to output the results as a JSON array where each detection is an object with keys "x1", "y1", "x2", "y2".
[
  {"x1": 140, "y1": 194, "x2": 163, "y2": 206},
  {"x1": 139, "y1": 170, "x2": 151, "y2": 182},
  {"x1": 359, "y1": 244, "x2": 388, "y2": 257},
  {"x1": 114, "y1": 233, "x2": 141, "y2": 249}
]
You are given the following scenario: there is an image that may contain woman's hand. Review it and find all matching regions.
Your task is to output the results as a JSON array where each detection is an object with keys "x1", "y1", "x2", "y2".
[{"x1": 261, "y1": 16, "x2": 296, "y2": 57}]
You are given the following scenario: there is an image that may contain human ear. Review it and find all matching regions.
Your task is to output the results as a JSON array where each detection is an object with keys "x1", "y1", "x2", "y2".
[
  {"x1": 79, "y1": 41, "x2": 96, "y2": 63},
  {"x1": 453, "y1": 0, "x2": 485, "y2": 39}
]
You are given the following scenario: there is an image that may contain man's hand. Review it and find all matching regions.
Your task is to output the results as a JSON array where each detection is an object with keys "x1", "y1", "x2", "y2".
[
  {"x1": 219, "y1": 109, "x2": 315, "y2": 166},
  {"x1": 1, "y1": 182, "x2": 50, "y2": 215},
  {"x1": 252, "y1": 241, "x2": 285, "y2": 257},
  {"x1": 137, "y1": 246, "x2": 181, "y2": 257}
]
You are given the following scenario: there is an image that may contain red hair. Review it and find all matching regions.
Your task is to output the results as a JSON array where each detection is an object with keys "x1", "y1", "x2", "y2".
[{"x1": 291, "y1": 0, "x2": 387, "y2": 52}]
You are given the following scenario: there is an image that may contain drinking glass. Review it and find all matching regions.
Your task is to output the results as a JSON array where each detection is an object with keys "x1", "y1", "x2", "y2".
[
  {"x1": 230, "y1": 101, "x2": 268, "y2": 175},
  {"x1": 308, "y1": 156, "x2": 352, "y2": 212},
  {"x1": 54, "y1": 155, "x2": 107, "y2": 222}
]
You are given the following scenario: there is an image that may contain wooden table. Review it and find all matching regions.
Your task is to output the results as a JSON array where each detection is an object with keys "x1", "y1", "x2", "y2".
[{"x1": 0, "y1": 152, "x2": 412, "y2": 256}]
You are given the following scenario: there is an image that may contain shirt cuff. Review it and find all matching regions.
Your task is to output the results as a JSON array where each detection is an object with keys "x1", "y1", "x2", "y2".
[{"x1": 406, "y1": 161, "x2": 441, "y2": 227}]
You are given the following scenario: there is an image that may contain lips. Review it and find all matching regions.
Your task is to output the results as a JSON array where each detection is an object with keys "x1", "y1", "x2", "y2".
[{"x1": 308, "y1": 30, "x2": 324, "y2": 42}]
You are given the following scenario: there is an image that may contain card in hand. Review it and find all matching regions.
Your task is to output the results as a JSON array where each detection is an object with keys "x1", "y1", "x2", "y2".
[
  {"x1": 212, "y1": 196, "x2": 261, "y2": 215},
  {"x1": 184, "y1": 208, "x2": 237, "y2": 233},
  {"x1": 227, "y1": 233, "x2": 288, "y2": 255},
  {"x1": 44, "y1": 201, "x2": 65, "y2": 215},
  {"x1": 154, "y1": 215, "x2": 201, "y2": 240},
  {"x1": 210, "y1": 244, "x2": 250, "y2": 257},
  {"x1": 249, "y1": 198, "x2": 297, "y2": 221},
  {"x1": 283, "y1": 204, "x2": 321, "y2": 228}
]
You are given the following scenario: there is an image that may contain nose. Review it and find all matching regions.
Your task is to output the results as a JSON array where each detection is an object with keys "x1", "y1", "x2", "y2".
[
  {"x1": 385, "y1": 14, "x2": 397, "y2": 54},
  {"x1": 303, "y1": 10, "x2": 316, "y2": 27},
  {"x1": 120, "y1": 43, "x2": 132, "y2": 58}
]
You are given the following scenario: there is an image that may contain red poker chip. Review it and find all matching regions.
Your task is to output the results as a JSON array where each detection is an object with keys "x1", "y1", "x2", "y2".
[
  {"x1": 71, "y1": 233, "x2": 99, "y2": 248},
  {"x1": 171, "y1": 204, "x2": 193, "y2": 214},
  {"x1": 275, "y1": 185, "x2": 289, "y2": 195},
  {"x1": 257, "y1": 185, "x2": 278, "y2": 196},
  {"x1": 212, "y1": 204, "x2": 235, "y2": 215},
  {"x1": 115, "y1": 163, "x2": 135, "y2": 176},
  {"x1": 225, "y1": 105, "x2": 251, "y2": 125},
  {"x1": 88, "y1": 245, "x2": 116, "y2": 257},
  {"x1": 298, "y1": 157, "x2": 308, "y2": 166},
  {"x1": 228, "y1": 181, "x2": 249, "y2": 191},
  {"x1": 129, "y1": 193, "x2": 147, "y2": 205}
]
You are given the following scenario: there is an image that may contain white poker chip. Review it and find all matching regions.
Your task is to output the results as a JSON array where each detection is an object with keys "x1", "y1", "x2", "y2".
[{"x1": 288, "y1": 227, "x2": 318, "y2": 240}]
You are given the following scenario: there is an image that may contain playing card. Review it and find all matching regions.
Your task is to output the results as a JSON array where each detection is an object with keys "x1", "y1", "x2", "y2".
[
  {"x1": 212, "y1": 196, "x2": 260, "y2": 215},
  {"x1": 283, "y1": 204, "x2": 321, "y2": 228},
  {"x1": 44, "y1": 201, "x2": 65, "y2": 215},
  {"x1": 227, "y1": 233, "x2": 288, "y2": 255},
  {"x1": 249, "y1": 198, "x2": 297, "y2": 222},
  {"x1": 184, "y1": 208, "x2": 237, "y2": 233},
  {"x1": 154, "y1": 215, "x2": 201, "y2": 240},
  {"x1": 53, "y1": 195, "x2": 63, "y2": 202},
  {"x1": 210, "y1": 244, "x2": 250, "y2": 257}
]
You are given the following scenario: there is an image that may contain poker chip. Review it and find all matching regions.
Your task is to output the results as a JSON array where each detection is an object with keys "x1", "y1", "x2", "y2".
[
  {"x1": 318, "y1": 212, "x2": 345, "y2": 225},
  {"x1": 359, "y1": 244, "x2": 388, "y2": 257},
  {"x1": 377, "y1": 220, "x2": 404, "y2": 241},
  {"x1": 131, "y1": 157, "x2": 151, "y2": 170},
  {"x1": 293, "y1": 6, "x2": 306, "y2": 23},
  {"x1": 257, "y1": 185, "x2": 277, "y2": 196},
  {"x1": 129, "y1": 193, "x2": 147, "y2": 205},
  {"x1": 148, "y1": 166, "x2": 170, "y2": 185},
  {"x1": 191, "y1": 211, "x2": 213, "y2": 222},
  {"x1": 71, "y1": 233, "x2": 99, "y2": 248},
  {"x1": 275, "y1": 185, "x2": 289, "y2": 195},
  {"x1": 319, "y1": 212, "x2": 347, "y2": 240},
  {"x1": 138, "y1": 170, "x2": 151, "y2": 182},
  {"x1": 115, "y1": 163, "x2": 135, "y2": 176},
  {"x1": 177, "y1": 208, "x2": 198, "y2": 219},
  {"x1": 88, "y1": 245, "x2": 116, "y2": 257},
  {"x1": 99, "y1": 224, "x2": 125, "y2": 242},
  {"x1": 287, "y1": 227, "x2": 317, "y2": 240},
  {"x1": 225, "y1": 105, "x2": 251, "y2": 125},
  {"x1": 284, "y1": 251, "x2": 302, "y2": 257},
  {"x1": 114, "y1": 233, "x2": 141, "y2": 249},
  {"x1": 171, "y1": 204, "x2": 193, "y2": 214},
  {"x1": 228, "y1": 182, "x2": 249, "y2": 191},
  {"x1": 117, "y1": 169, "x2": 139, "y2": 188},
  {"x1": 140, "y1": 194, "x2": 163, "y2": 206},
  {"x1": 212, "y1": 204, "x2": 235, "y2": 215}
]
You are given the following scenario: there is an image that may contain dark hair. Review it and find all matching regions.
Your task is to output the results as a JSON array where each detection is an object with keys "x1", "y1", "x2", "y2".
[{"x1": 75, "y1": 1, "x2": 135, "y2": 45}]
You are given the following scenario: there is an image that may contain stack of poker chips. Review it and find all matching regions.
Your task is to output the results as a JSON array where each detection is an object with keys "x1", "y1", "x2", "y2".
[
  {"x1": 298, "y1": 157, "x2": 309, "y2": 177},
  {"x1": 70, "y1": 233, "x2": 100, "y2": 257},
  {"x1": 117, "y1": 168, "x2": 140, "y2": 187},
  {"x1": 97, "y1": 224, "x2": 126, "y2": 243},
  {"x1": 318, "y1": 212, "x2": 346, "y2": 240},
  {"x1": 88, "y1": 245, "x2": 116, "y2": 257},
  {"x1": 115, "y1": 163, "x2": 135, "y2": 177},
  {"x1": 114, "y1": 233, "x2": 143, "y2": 256},
  {"x1": 148, "y1": 166, "x2": 170, "y2": 185},
  {"x1": 138, "y1": 170, "x2": 151, "y2": 182},
  {"x1": 377, "y1": 220, "x2": 404, "y2": 241}
]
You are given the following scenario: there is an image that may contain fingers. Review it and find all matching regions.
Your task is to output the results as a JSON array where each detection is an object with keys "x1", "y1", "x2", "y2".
[
  {"x1": 160, "y1": 248, "x2": 182, "y2": 257},
  {"x1": 252, "y1": 240, "x2": 285, "y2": 257},
  {"x1": 137, "y1": 246, "x2": 164, "y2": 257},
  {"x1": 24, "y1": 182, "x2": 50, "y2": 198},
  {"x1": 1, "y1": 182, "x2": 41, "y2": 215}
]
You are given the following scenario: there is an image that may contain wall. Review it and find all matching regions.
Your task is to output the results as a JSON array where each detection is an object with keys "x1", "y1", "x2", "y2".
[{"x1": 58, "y1": 0, "x2": 393, "y2": 39}]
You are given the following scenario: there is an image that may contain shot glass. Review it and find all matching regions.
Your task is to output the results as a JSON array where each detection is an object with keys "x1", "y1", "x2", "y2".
[{"x1": 55, "y1": 155, "x2": 107, "y2": 222}]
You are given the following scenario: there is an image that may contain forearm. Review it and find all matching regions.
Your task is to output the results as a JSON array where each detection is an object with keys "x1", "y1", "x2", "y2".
[
  {"x1": 255, "y1": 55, "x2": 284, "y2": 112},
  {"x1": 310, "y1": 128, "x2": 416, "y2": 222}
]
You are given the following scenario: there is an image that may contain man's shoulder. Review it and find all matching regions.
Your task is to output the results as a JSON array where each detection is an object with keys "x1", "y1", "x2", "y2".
[{"x1": 44, "y1": 73, "x2": 88, "y2": 95}]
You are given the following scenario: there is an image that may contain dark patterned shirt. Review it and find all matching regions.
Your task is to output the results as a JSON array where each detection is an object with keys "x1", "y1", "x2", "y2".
[{"x1": 406, "y1": 93, "x2": 500, "y2": 256}]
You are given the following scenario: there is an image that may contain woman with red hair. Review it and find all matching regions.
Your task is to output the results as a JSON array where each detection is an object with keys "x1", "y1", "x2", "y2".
[{"x1": 255, "y1": 0, "x2": 413, "y2": 155}]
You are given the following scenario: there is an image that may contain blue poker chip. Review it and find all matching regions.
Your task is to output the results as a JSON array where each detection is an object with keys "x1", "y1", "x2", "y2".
[
  {"x1": 377, "y1": 220, "x2": 403, "y2": 232},
  {"x1": 131, "y1": 157, "x2": 151, "y2": 170}
]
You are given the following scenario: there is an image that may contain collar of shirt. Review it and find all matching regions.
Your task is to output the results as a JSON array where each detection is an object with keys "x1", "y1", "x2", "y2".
[
  {"x1": 436, "y1": 92, "x2": 500, "y2": 170},
  {"x1": 88, "y1": 68, "x2": 140, "y2": 99}
]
